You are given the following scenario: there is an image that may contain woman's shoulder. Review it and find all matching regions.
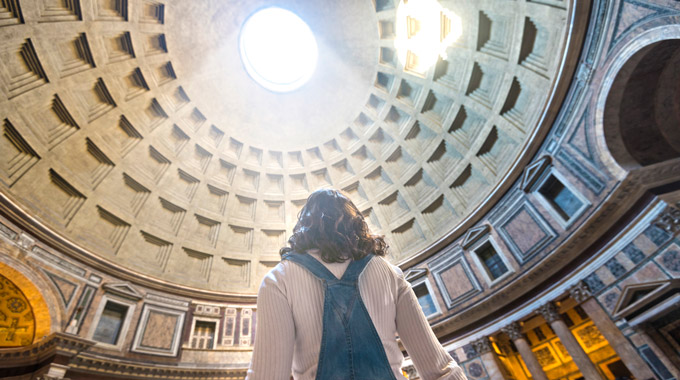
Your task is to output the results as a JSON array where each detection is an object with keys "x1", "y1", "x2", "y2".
[{"x1": 365, "y1": 254, "x2": 406, "y2": 283}]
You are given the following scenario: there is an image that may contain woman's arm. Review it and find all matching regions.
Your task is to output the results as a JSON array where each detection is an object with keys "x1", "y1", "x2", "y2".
[
  {"x1": 246, "y1": 270, "x2": 295, "y2": 380},
  {"x1": 395, "y1": 275, "x2": 468, "y2": 380}
]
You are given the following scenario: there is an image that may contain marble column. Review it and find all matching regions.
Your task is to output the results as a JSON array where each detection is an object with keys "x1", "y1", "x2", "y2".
[
  {"x1": 569, "y1": 282, "x2": 657, "y2": 380},
  {"x1": 501, "y1": 322, "x2": 548, "y2": 380},
  {"x1": 536, "y1": 302, "x2": 605, "y2": 380},
  {"x1": 471, "y1": 336, "x2": 506, "y2": 380}
]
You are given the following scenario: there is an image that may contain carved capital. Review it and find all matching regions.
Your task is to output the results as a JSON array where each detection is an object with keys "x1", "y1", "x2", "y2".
[
  {"x1": 501, "y1": 321, "x2": 524, "y2": 341},
  {"x1": 471, "y1": 336, "x2": 494, "y2": 354},
  {"x1": 654, "y1": 205, "x2": 680, "y2": 234},
  {"x1": 569, "y1": 281, "x2": 592, "y2": 303},
  {"x1": 536, "y1": 302, "x2": 561, "y2": 323}
]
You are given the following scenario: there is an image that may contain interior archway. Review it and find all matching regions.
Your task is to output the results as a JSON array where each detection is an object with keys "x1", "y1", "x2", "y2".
[
  {"x1": 604, "y1": 39, "x2": 680, "y2": 169},
  {"x1": 0, "y1": 260, "x2": 54, "y2": 346}
]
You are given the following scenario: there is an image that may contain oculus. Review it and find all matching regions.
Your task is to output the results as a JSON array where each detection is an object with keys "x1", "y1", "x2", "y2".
[{"x1": 239, "y1": 7, "x2": 318, "y2": 92}]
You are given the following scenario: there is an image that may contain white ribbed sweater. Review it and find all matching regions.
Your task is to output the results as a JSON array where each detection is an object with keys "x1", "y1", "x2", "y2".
[{"x1": 246, "y1": 252, "x2": 467, "y2": 380}]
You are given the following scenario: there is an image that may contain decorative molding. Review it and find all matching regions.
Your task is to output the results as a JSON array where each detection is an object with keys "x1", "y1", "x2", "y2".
[
  {"x1": 0, "y1": 332, "x2": 94, "y2": 369},
  {"x1": 520, "y1": 155, "x2": 551, "y2": 192},
  {"x1": 461, "y1": 225, "x2": 490, "y2": 249},
  {"x1": 102, "y1": 282, "x2": 143, "y2": 300},
  {"x1": 612, "y1": 279, "x2": 680, "y2": 321},
  {"x1": 403, "y1": 267, "x2": 428, "y2": 282},
  {"x1": 70, "y1": 353, "x2": 247, "y2": 379}
]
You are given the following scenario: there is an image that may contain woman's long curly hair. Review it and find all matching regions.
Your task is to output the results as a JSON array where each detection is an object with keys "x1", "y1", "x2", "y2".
[{"x1": 280, "y1": 189, "x2": 388, "y2": 263}]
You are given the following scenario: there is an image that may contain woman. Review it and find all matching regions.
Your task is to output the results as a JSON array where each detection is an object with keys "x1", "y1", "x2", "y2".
[{"x1": 246, "y1": 189, "x2": 467, "y2": 380}]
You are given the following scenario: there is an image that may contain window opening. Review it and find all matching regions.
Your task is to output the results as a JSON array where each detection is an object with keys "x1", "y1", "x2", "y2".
[
  {"x1": 191, "y1": 320, "x2": 216, "y2": 349},
  {"x1": 413, "y1": 283, "x2": 437, "y2": 316},
  {"x1": 92, "y1": 301, "x2": 128, "y2": 345},
  {"x1": 476, "y1": 242, "x2": 508, "y2": 280},
  {"x1": 538, "y1": 174, "x2": 583, "y2": 221}
]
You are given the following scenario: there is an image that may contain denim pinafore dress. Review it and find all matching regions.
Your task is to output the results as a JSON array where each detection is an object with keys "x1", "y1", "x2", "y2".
[{"x1": 282, "y1": 252, "x2": 397, "y2": 380}]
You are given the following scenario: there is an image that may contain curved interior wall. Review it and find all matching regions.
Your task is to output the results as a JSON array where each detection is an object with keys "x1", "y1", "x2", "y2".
[{"x1": 1, "y1": 0, "x2": 680, "y2": 379}]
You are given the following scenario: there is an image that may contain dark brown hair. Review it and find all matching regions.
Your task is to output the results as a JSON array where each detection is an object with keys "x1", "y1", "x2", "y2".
[{"x1": 280, "y1": 189, "x2": 388, "y2": 263}]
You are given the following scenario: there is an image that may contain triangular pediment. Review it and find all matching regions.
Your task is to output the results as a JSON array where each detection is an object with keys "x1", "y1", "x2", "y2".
[
  {"x1": 404, "y1": 268, "x2": 428, "y2": 282},
  {"x1": 612, "y1": 279, "x2": 679, "y2": 320},
  {"x1": 462, "y1": 225, "x2": 490, "y2": 249},
  {"x1": 520, "y1": 156, "x2": 551, "y2": 192},
  {"x1": 103, "y1": 282, "x2": 143, "y2": 300}
]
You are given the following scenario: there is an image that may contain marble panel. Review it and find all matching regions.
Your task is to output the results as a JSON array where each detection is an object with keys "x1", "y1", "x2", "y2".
[
  {"x1": 429, "y1": 245, "x2": 482, "y2": 309},
  {"x1": 131, "y1": 304, "x2": 185, "y2": 357},
  {"x1": 496, "y1": 199, "x2": 556, "y2": 263}
]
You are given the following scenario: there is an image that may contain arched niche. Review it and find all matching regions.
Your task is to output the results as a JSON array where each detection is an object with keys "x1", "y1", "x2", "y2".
[
  {"x1": 604, "y1": 39, "x2": 680, "y2": 169},
  {"x1": 0, "y1": 260, "x2": 55, "y2": 346}
]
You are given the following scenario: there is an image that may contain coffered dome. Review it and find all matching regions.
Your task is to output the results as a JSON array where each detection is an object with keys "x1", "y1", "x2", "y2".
[{"x1": 0, "y1": 0, "x2": 576, "y2": 294}]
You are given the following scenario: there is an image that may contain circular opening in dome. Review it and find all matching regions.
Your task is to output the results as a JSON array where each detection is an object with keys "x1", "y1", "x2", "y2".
[{"x1": 240, "y1": 8, "x2": 318, "y2": 92}]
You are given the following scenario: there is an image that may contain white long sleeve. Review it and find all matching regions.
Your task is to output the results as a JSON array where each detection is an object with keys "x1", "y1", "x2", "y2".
[{"x1": 246, "y1": 253, "x2": 467, "y2": 380}]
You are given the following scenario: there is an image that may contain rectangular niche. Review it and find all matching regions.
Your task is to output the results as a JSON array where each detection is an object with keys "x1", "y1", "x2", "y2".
[
  {"x1": 477, "y1": 10, "x2": 513, "y2": 60},
  {"x1": 433, "y1": 53, "x2": 466, "y2": 91},
  {"x1": 384, "y1": 147, "x2": 417, "y2": 178},
  {"x1": 429, "y1": 245, "x2": 482, "y2": 309},
  {"x1": 182, "y1": 248, "x2": 212, "y2": 282},
  {"x1": 1, "y1": 119, "x2": 40, "y2": 186},
  {"x1": 37, "y1": 0, "x2": 82, "y2": 22},
  {"x1": 264, "y1": 201, "x2": 284, "y2": 222},
  {"x1": 95, "y1": 0, "x2": 128, "y2": 21},
  {"x1": 391, "y1": 218, "x2": 425, "y2": 254},
  {"x1": 234, "y1": 195, "x2": 256, "y2": 221},
  {"x1": 519, "y1": 16, "x2": 556, "y2": 77},
  {"x1": 131, "y1": 304, "x2": 185, "y2": 357},
  {"x1": 220, "y1": 258, "x2": 250, "y2": 286},
  {"x1": 226, "y1": 225, "x2": 253, "y2": 253},
  {"x1": 420, "y1": 90, "x2": 453, "y2": 125},
  {"x1": 466, "y1": 62, "x2": 503, "y2": 109},
  {"x1": 475, "y1": 126, "x2": 513, "y2": 176},
  {"x1": 422, "y1": 195, "x2": 457, "y2": 235},
  {"x1": 1, "y1": 39, "x2": 49, "y2": 99},
  {"x1": 429, "y1": 140, "x2": 463, "y2": 181},
  {"x1": 534, "y1": 169, "x2": 590, "y2": 228},
  {"x1": 0, "y1": 0, "x2": 23, "y2": 27},
  {"x1": 261, "y1": 229, "x2": 286, "y2": 254},
  {"x1": 411, "y1": 279, "x2": 441, "y2": 318},
  {"x1": 140, "y1": 231, "x2": 172, "y2": 271},
  {"x1": 95, "y1": 206, "x2": 131, "y2": 254},
  {"x1": 89, "y1": 296, "x2": 135, "y2": 349},
  {"x1": 23, "y1": 95, "x2": 79, "y2": 151}
]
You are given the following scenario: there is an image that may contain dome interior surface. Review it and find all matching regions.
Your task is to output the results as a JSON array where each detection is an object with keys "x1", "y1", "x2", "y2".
[{"x1": 0, "y1": 0, "x2": 573, "y2": 294}]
